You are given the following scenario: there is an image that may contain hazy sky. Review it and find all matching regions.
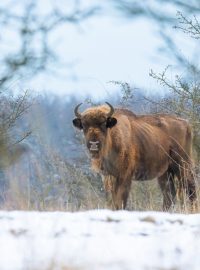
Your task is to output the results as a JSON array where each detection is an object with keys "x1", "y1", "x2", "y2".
[
  {"x1": 28, "y1": 17, "x2": 162, "y2": 99},
  {"x1": 5, "y1": 0, "x2": 198, "y2": 100}
]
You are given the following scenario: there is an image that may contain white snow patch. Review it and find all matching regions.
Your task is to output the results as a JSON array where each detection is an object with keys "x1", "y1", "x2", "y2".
[{"x1": 0, "y1": 210, "x2": 200, "y2": 270}]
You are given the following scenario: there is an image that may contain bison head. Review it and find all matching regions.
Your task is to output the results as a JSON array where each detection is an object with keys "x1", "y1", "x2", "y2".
[{"x1": 73, "y1": 102, "x2": 117, "y2": 158}]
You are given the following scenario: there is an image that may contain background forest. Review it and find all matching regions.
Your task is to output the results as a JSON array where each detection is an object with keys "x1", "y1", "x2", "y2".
[{"x1": 1, "y1": 0, "x2": 200, "y2": 212}]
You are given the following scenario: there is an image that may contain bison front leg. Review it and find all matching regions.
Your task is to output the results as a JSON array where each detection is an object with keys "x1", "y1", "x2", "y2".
[
  {"x1": 102, "y1": 175, "x2": 116, "y2": 193},
  {"x1": 101, "y1": 175, "x2": 116, "y2": 209},
  {"x1": 111, "y1": 178, "x2": 132, "y2": 210}
]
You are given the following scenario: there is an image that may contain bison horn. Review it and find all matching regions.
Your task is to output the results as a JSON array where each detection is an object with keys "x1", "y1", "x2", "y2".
[
  {"x1": 74, "y1": 103, "x2": 83, "y2": 118},
  {"x1": 105, "y1": 102, "x2": 114, "y2": 117}
]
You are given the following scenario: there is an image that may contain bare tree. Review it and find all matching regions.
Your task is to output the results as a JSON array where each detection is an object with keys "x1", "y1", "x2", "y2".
[
  {"x1": 0, "y1": 0, "x2": 98, "y2": 166},
  {"x1": 149, "y1": 66, "x2": 200, "y2": 157},
  {"x1": 0, "y1": 0, "x2": 98, "y2": 91},
  {"x1": 111, "y1": 1, "x2": 200, "y2": 68},
  {"x1": 175, "y1": 11, "x2": 200, "y2": 39}
]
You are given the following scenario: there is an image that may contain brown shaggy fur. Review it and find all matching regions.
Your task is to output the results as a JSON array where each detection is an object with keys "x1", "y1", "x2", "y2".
[{"x1": 73, "y1": 104, "x2": 196, "y2": 210}]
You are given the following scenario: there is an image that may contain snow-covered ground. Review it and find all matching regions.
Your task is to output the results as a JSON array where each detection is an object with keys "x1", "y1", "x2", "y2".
[{"x1": 0, "y1": 210, "x2": 200, "y2": 270}]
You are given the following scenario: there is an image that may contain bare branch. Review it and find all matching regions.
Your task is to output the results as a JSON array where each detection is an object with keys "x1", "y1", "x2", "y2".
[{"x1": 174, "y1": 11, "x2": 200, "y2": 39}]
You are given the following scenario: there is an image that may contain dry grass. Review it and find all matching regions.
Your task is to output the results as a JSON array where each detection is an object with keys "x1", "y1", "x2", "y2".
[
  {"x1": 1, "y1": 162, "x2": 200, "y2": 214},
  {"x1": 0, "y1": 139, "x2": 200, "y2": 214}
]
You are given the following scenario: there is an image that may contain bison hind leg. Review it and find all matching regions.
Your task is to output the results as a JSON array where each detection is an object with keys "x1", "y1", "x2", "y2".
[
  {"x1": 158, "y1": 169, "x2": 176, "y2": 211},
  {"x1": 176, "y1": 164, "x2": 197, "y2": 212}
]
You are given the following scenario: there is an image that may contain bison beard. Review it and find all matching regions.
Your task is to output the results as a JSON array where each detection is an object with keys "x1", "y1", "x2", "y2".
[{"x1": 73, "y1": 103, "x2": 197, "y2": 211}]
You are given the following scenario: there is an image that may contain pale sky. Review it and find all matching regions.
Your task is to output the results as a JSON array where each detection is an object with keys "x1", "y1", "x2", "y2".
[
  {"x1": 27, "y1": 16, "x2": 163, "y2": 99},
  {"x1": 3, "y1": 0, "x2": 199, "y2": 100}
]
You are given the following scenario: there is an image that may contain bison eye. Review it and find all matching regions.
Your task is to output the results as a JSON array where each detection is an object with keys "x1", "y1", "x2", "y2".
[
  {"x1": 82, "y1": 124, "x2": 89, "y2": 132},
  {"x1": 100, "y1": 122, "x2": 107, "y2": 129}
]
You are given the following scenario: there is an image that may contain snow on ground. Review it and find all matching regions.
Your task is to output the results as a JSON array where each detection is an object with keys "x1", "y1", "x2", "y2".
[{"x1": 0, "y1": 210, "x2": 200, "y2": 270}]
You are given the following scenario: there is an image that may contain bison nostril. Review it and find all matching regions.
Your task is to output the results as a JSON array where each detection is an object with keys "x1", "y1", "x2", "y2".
[{"x1": 89, "y1": 141, "x2": 100, "y2": 151}]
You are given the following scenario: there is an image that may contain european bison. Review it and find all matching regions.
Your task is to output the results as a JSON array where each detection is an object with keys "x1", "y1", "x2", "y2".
[{"x1": 73, "y1": 102, "x2": 197, "y2": 211}]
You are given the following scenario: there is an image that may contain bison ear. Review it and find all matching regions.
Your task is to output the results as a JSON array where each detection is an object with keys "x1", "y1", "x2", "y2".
[
  {"x1": 72, "y1": 118, "x2": 83, "y2": 130},
  {"x1": 106, "y1": 117, "x2": 117, "y2": 128}
]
